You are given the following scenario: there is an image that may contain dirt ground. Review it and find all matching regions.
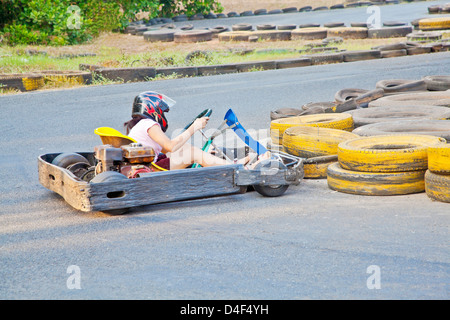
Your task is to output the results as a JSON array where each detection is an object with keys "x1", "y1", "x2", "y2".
[{"x1": 219, "y1": 0, "x2": 352, "y2": 12}]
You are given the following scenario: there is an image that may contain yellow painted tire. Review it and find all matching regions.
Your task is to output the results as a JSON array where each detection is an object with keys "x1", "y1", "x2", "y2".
[
  {"x1": 338, "y1": 135, "x2": 446, "y2": 173},
  {"x1": 428, "y1": 145, "x2": 450, "y2": 174},
  {"x1": 419, "y1": 17, "x2": 450, "y2": 31},
  {"x1": 282, "y1": 126, "x2": 359, "y2": 158},
  {"x1": 425, "y1": 170, "x2": 450, "y2": 203},
  {"x1": 304, "y1": 155, "x2": 338, "y2": 179},
  {"x1": 270, "y1": 113, "x2": 354, "y2": 144},
  {"x1": 327, "y1": 162, "x2": 426, "y2": 196}
]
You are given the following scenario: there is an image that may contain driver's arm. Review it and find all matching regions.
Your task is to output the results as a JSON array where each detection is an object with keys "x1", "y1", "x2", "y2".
[{"x1": 148, "y1": 117, "x2": 209, "y2": 153}]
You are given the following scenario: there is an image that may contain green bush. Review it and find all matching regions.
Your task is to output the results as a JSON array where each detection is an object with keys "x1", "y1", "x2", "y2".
[{"x1": 0, "y1": 0, "x2": 224, "y2": 46}]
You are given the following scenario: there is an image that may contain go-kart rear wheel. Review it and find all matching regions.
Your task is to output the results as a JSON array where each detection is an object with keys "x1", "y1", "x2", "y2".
[
  {"x1": 91, "y1": 171, "x2": 130, "y2": 215},
  {"x1": 253, "y1": 159, "x2": 289, "y2": 197},
  {"x1": 52, "y1": 152, "x2": 90, "y2": 168}
]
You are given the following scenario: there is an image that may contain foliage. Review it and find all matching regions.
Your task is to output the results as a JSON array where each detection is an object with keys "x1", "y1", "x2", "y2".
[
  {"x1": 159, "y1": 0, "x2": 223, "y2": 17},
  {"x1": 0, "y1": 0, "x2": 223, "y2": 46}
]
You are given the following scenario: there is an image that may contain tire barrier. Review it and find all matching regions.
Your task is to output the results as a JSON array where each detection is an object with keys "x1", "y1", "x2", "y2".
[
  {"x1": 277, "y1": 24, "x2": 297, "y2": 30},
  {"x1": 282, "y1": 126, "x2": 359, "y2": 158},
  {"x1": 39, "y1": 70, "x2": 92, "y2": 86},
  {"x1": 326, "y1": 27, "x2": 368, "y2": 39},
  {"x1": 427, "y1": 145, "x2": 450, "y2": 175},
  {"x1": 270, "y1": 108, "x2": 303, "y2": 121},
  {"x1": 343, "y1": 50, "x2": 381, "y2": 62},
  {"x1": 380, "y1": 49, "x2": 407, "y2": 58},
  {"x1": 383, "y1": 21, "x2": 407, "y2": 27},
  {"x1": 270, "y1": 113, "x2": 354, "y2": 144},
  {"x1": 368, "y1": 26, "x2": 413, "y2": 38},
  {"x1": 94, "y1": 67, "x2": 156, "y2": 82},
  {"x1": 368, "y1": 91, "x2": 450, "y2": 108},
  {"x1": 352, "y1": 120, "x2": 450, "y2": 141},
  {"x1": 303, "y1": 155, "x2": 338, "y2": 179},
  {"x1": 419, "y1": 17, "x2": 450, "y2": 31},
  {"x1": 327, "y1": 162, "x2": 427, "y2": 196},
  {"x1": 218, "y1": 31, "x2": 251, "y2": 41},
  {"x1": 375, "y1": 79, "x2": 427, "y2": 94},
  {"x1": 1, "y1": 73, "x2": 43, "y2": 91},
  {"x1": 324, "y1": 22, "x2": 345, "y2": 28},
  {"x1": 335, "y1": 88, "x2": 369, "y2": 104},
  {"x1": 406, "y1": 32, "x2": 442, "y2": 42},
  {"x1": 291, "y1": 28, "x2": 328, "y2": 40},
  {"x1": 306, "y1": 52, "x2": 344, "y2": 65},
  {"x1": 425, "y1": 170, "x2": 450, "y2": 203},
  {"x1": 232, "y1": 23, "x2": 253, "y2": 31},
  {"x1": 423, "y1": 76, "x2": 450, "y2": 91},
  {"x1": 346, "y1": 105, "x2": 450, "y2": 128},
  {"x1": 256, "y1": 24, "x2": 276, "y2": 30},
  {"x1": 174, "y1": 30, "x2": 212, "y2": 43},
  {"x1": 337, "y1": 135, "x2": 446, "y2": 173},
  {"x1": 143, "y1": 29, "x2": 177, "y2": 42},
  {"x1": 406, "y1": 46, "x2": 432, "y2": 56},
  {"x1": 0, "y1": 73, "x2": 44, "y2": 92}
]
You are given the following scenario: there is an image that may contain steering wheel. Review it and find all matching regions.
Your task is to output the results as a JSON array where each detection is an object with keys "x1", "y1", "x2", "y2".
[{"x1": 183, "y1": 108, "x2": 213, "y2": 131}]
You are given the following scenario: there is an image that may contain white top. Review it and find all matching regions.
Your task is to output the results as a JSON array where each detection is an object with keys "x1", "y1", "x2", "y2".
[{"x1": 127, "y1": 119, "x2": 163, "y2": 161}]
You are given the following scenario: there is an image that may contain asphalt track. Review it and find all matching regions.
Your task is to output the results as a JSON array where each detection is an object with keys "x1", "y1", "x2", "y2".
[{"x1": 1, "y1": 3, "x2": 449, "y2": 302}]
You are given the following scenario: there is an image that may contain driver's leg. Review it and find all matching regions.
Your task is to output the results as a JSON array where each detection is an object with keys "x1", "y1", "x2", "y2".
[{"x1": 167, "y1": 143, "x2": 230, "y2": 170}]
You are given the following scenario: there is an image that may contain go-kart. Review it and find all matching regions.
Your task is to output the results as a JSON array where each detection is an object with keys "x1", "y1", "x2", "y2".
[{"x1": 38, "y1": 109, "x2": 304, "y2": 214}]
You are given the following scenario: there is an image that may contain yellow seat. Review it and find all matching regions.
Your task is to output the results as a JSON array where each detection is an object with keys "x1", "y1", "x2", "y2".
[{"x1": 94, "y1": 127, "x2": 137, "y2": 148}]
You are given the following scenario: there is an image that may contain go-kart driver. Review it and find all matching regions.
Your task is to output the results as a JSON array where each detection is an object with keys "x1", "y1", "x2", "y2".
[{"x1": 124, "y1": 91, "x2": 269, "y2": 171}]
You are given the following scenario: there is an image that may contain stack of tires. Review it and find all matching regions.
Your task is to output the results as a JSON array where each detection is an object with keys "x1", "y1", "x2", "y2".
[
  {"x1": 327, "y1": 135, "x2": 447, "y2": 196},
  {"x1": 425, "y1": 145, "x2": 450, "y2": 203},
  {"x1": 269, "y1": 113, "x2": 356, "y2": 178}
]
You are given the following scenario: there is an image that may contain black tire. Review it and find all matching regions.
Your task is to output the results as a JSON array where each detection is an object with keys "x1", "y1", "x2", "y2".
[
  {"x1": 174, "y1": 30, "x2": 212, "y2": 43},
  {"x1": 423, "y1": 75, "x2": 450, "y2": 91},
  {"x1": 256, "y1": 24, "x2": 276, "y2": 30},
  {"x1": 343, "y1": 50, "x2": 381, "y2": 62},
  {"x1": 282, "y1": 7, "x2": 298, "y2": 13},
  {"x1": 254, "y1": 9, "x2": 267, "y2": 15},
  {"x1": 352, "y1": 120, "x2": 450, "y2": 140},
  {"x1": 143, "y1": 29, "x2": 176, "y2": 42},
  {"x1": 52, "y1": 153, "x2": 90, "y2": 168},
  {"x1": 381, "y1": 49, "x2": 407, "y2": 58},
  {"x1": 277, "y1": 24, "x2": 297, "y2": 30},
  {"x1": 298, "y1": 23, "x2": 320, "y2": 28},
  {"x1": 335, "y1": 88, "x2": 369, "y2": 104},
  {"x1": 307, "y1": 52, "x2": 344, "y2": 65},
  {"x1": 253, "y1": 159, "x2": 289, "y2": 197},
  {"x1": 324, "y1": 22, "x2": 345, "y2": 28},
  {"x1": 232, "y1": 23, "x2": 253, "y2": 31},
  {"x1": 383, "y1": 21, "x2": 406, "y2": 27},
  {"x1": 0, "y1": 73, "x2": 44, "y2": 92},
  {"x1": 270, "y1": 107, "x2": 303, "y2": 120},
  {"x1": 90, "y1": 171, "x2": 129, "y2": 215},
  {"x1": 346, "y1": 105, "x2": 450, "y2": 127},
  {"x1": 375, "y1": 79, "x2": 427, "y2": 94},
  {"x1": 268, "y1": 9, "x2": 283, "y2": 14},
  {"x1": 368, "y1": 26, "x2": 412, "y2": 38}
]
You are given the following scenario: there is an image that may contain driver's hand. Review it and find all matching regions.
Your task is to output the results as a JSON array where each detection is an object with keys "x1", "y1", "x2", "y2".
[{"x1": 192, "y1": 117, "x2": 209, "y2": 132}]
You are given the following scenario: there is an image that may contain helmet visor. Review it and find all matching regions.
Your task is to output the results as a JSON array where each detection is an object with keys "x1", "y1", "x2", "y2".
[{"x1": 158, "y1": 93, "x2": 176, "y2": 112}]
